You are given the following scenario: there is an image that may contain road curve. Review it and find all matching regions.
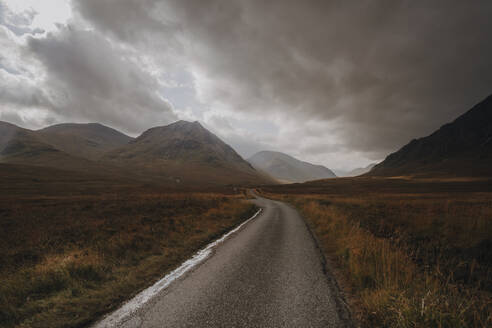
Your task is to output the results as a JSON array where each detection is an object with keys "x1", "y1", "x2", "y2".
[{"x1": 94, "y1": 195, "x2": 351, "y2": 328}]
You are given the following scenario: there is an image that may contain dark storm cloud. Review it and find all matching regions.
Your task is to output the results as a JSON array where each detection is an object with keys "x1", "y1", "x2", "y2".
[
  {"x1": 75, "y1": 0, "x2": 169, "y2": 42},
  {"x1": 27, "y1": 26, "x2": 177, "y2": 134},
  {"x1": 73, "y1": 0, "x2": 492, "y2": 157}
]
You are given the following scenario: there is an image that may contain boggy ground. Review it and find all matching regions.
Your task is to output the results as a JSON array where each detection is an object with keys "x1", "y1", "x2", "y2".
[
  {"x1": 0, "y1": 180, "x2": 256, "y2": 328},
  {"x1": 263, "y1": 177, "x2": 492, "y2": 327}
]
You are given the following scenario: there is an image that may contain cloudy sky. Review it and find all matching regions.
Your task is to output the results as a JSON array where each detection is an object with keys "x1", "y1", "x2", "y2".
[{"x1": 1, "y1": 0, "x2": 492, "y2": 170}]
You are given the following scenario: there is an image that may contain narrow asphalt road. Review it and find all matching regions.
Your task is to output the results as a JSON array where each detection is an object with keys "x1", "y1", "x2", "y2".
[{"x1": 94, "y1": 195, "x2": 351, "y2": 328}]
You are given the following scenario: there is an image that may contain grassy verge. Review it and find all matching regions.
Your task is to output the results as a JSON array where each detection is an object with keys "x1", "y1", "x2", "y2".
[
  {"x1": 0, "y1": 192, "x2": 257, "y2": 328},
  {"x1": 267, "y1": 191, "x2": 492, "y2": 327}
]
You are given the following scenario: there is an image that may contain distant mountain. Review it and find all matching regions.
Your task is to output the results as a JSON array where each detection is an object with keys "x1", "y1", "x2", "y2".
[
  {"x1": 248, "y1": 150, "x2": 336, "y2": 183},
  {"x1": 0, "y1": 121, "x2": 23, "y2": 152},
  {"x1": 0, "y1": 120, "x2": 273, "y2": 186},
  {"x1": 104, "y1": 120, "x2": 272, "y2": 185},
  {"x1": 369, "y1": 94, "x2": 492, "y2": 177},
  {"x1": 0, "y1": 121, "x2": 103, "y2": 172},
  {"x1": 37, "y1": 123, "x2": 132, "y2": 160},
  {"x1": 334, "y1": 163, "x2": 377, "y2": 177},
  {"x1": 0, "y1": 121, "x2": 56, "y2": 158}
]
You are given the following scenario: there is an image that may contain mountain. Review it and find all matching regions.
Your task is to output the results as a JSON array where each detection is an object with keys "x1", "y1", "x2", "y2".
[
  {"x1": 0, "y1": 121, "x2": 56, "y2": 159},
  {"x1": 247, "y1": 150, "x2": 336, "y2": 183},
  {"x1": 1, "y1": 120, "x2": 272, "y2": 186},
  {"x1": 334, "y1": 163, "x2": 377, "y2": 177},
  {"x1": 369, "y1": 94, "x2": 492, "y2": 177},
  {"x1": 0, "y1": 121, "x2": 103, "y2": 171},
  {"x1": 37, "y1": 123, "x2": 132, "y2": 160},
  {"x1": 104, "y1": 120, "x2": 272, "y2": 186},
  {"x1": 0, "y1": 121, "x2": 22, "y2": 152}
]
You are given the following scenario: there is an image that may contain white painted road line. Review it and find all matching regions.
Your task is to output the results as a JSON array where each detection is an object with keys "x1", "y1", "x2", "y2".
[{"x1": 92, "y1": 208, "x2": 262, "y2": 328}]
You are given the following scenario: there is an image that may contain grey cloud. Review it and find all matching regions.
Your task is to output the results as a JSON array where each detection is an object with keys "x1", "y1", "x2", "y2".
[
  {"x1": 74, "y1": 0, "x2": 492, "y2": 158},
  {"x1": 0, "y1": 27, "x2": 52, "y2": 110},
  {"x1": 183, "y1": 0, "x2": 492, "y2": 156},
  {"x1": 0, "y1": 76, "x2": 50, "y2": 109},
  {"x1": 302, "y1": 143, "x2": 343, "y2": 157},
  {"x1": 74, "y1": 0, "x2": 162, "y2": 41},
  {"x1": 0, "y1": 3, "x2": 44, "y2": 36},
  {"x1": 2, "y1": 0, "x2": 491, "y2": 169},
  {"x1": 0, "y1": 110, "x2": 24, "y2": 125},
  {"x1": 73, "y1": 0, "x2": 181, "y2": 58},
  {"x1": 27, "y1": 26, "x2": 177, "y2": 134}
]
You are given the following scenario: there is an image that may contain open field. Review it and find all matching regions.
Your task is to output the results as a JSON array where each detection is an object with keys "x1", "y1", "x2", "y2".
[
  {"x1": 0, "y1": 173, "x2": 256, "y2": 328},
  {"x1": 263, "y1": 177, "x2": 492, "y2": 327}
]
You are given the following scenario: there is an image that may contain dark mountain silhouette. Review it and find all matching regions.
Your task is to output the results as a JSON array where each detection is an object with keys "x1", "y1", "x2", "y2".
[
  {"x1": 369, "y1": 94, "x2": 492, "y2": 177},
  {"x1": 248, "y1": 150, "x2": 336, "y2": 183}
]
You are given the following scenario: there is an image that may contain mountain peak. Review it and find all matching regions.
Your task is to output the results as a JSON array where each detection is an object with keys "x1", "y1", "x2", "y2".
[
  {"x1": 167, "y1": 120, "x2": 205, "y2": 130},
  {"x1": 143, "y1": 120, "x2": 205, "y2": 134},
  {"x1": 174, "y1": 120, "x2": 201, "y2": 125},
  {"x1": 36, "y1": 122, "x2": 132, "y2": 160},
  {"x1": 104, "y1": 120, "x2": 272, "y2": 185},
  {"x1": 128, "y1": 120, "x2": 238, "y2": 162},
  {"x1": 39, "y1": 122, "x2": 129, "y2": 135}
]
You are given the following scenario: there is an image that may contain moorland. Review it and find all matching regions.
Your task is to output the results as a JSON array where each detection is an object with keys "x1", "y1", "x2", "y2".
[
  {"x1": 263, "y1": 177, "x2": 492, "y2": 327},
  {"x1": 0, "y1": 165, "x2": 257, "y2": 328}
]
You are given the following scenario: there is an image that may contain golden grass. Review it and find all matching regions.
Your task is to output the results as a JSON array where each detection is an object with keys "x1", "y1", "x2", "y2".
[
  {"x1": 267, "y1": 191, "x2": 492, "y2": 327},
  {"x1": 0, "y1": 192, "x2": 256, "y2": 328}
]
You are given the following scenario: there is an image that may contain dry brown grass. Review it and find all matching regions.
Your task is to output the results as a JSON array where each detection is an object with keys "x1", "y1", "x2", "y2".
[
  {"x1": 265, "y1": 179, "x2": 492, "y2": 327},
  {"x1": 0, "y1": 191, "x2": 256, "y2": 328}
]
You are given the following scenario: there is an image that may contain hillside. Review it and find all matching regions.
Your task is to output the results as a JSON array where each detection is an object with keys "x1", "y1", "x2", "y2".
[
  {"x1": 1, "y1": 120, "x2": 271, "y2": 186},
  {"x1": 0, "y1": 122, "x2": 59, "y2": 160},
  {"x1": 0, "y1": 122, "x2": 100, "y2": 172},
  {"x1": 0, "y1": 121, "x2": 21, "y2": 151},
  {"x1": 369, "y1": 94, "x2": 492, "y2": 177},
  {"x1": 248, "y1": 150, "x2": 336, "y2": 183},
  {"x1": 37, "y1": 123, "x2": 132, "y2": 160},
  {"x1": 104, "y1": 120, "x2": 272, "y2": 186},
  {"x1": 334, "y1": 163, "x2": 377, "y2": 177}
]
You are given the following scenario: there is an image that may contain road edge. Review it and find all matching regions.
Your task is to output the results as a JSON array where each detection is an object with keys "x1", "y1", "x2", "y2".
[
  {"x1": 91, "y1": 207, "x2": 263, "y2": 328},
  {"x1": 282, "y1": 200, "x2": 357, "y2": 328}
]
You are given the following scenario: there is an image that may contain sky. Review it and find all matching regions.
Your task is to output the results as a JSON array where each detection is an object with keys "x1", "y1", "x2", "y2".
[{"x1": 1, "y1": 0, "x2": 492, "y2": 171}]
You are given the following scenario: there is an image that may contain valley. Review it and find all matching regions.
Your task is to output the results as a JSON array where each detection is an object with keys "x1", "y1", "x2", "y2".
[
  {"x1": 0, "y1": 176, "x2": 257, "y2": 327},
  {"x1": 1, "y1": 95, "x2": 492, "y2": 327},
  {"x1": 248, "y1": 150, "x2": 337, "y2": 183},
  {"x1": 262, "y1": 176, "x2": 492, "y2": 327},
  {"x1": 2, "y1": 1, "x2": 492, "y2": 327}
]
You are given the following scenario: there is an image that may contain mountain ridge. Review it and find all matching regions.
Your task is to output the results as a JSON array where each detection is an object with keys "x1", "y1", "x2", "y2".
[
  {"x1": 104, "y1": 120, "x2": 270, "y2": 185},
  {"x1": 0, "y1": 120, "x2": 272, "y2": 186},
  {"x1": 248, "y1": 150, "x2": 336, "y2": 183},
  {"x1": 36, "y1": 122, "x2": 133, "y2": 160},
  {"x1": 369, "y1": 93, "x2": 492, "y2": 177}
]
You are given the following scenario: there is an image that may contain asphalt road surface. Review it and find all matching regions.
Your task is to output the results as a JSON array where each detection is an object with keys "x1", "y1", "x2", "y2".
[{"x1": 94, "y1": 194, "x2": 352, "y2": 328}]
